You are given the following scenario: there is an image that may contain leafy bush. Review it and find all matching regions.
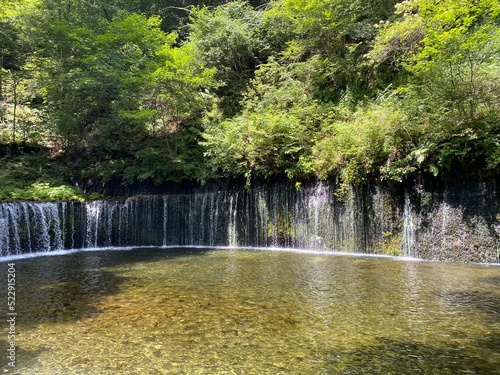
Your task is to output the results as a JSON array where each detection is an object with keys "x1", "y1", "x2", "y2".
[
  {"x1": 0, "y1": 153, "x2": 86, "y2": 201},
  {"x1": 313, "y1": 99, "x2": 416, "y2": 190},
  {"x1": 202, "y1": 58, "x2": 324, "y2": 184},
  {"x1": 10, "y1": 183, "x2": 85, "y2": 201}
]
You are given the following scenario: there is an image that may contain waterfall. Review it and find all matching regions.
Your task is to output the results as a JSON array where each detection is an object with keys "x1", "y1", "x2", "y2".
[
  {"x1": 0, "y1": 202, "x2": 69, "y2": 256},
  {"x1": 402, "y1": 192, "x2": 417, "y2": 258},
  {"x1": 0, "y1": 180, "x2": 498, "y2": 262},
  {"x1": 0, "y1": 184, "x2": 364, "y2": 255}
]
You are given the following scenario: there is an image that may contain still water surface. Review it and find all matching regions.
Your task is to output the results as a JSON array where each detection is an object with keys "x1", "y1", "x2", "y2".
[{"x1": 2, "y1": 247, "x2": 500, "y2": 374}]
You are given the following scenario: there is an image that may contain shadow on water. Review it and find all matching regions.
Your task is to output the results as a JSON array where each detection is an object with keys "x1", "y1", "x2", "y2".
[
  {"x1": 315, "y1": 265, "x2": 500, "y2": 374},
  {"x1": 1, "y1": 247, "x2": 210, "y2": 369},
  {"x1": 1, "y1": 346, "x2": 46, "y2": 373},
  {"x1": 427, "y1": 287, "x2": 500, "y2": 375},
  {"x1": 322, "y1": 340, "x2": 500, "y2": 375},
  {"x1": 14, "y1": 247, "x2": 210, "y2": 322},
  {"x1": 480, "y1": 276, "x2": 500, "y2": 286},
  {"x1": 436, "y1": 290, "x2": 500, "y2": 320}
]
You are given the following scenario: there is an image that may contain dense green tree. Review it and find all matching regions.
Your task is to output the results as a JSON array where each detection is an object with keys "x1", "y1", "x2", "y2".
[
  {"x1": 187, "y1": 1, "x2": 269, "y2": 115},
  {"x1": 1, "y1": 0, "x2": 499, "y2": 200},
  {"x1": 0, "y1": 0, "x2": 41, "y2": 152},
  {"x1": 153, "y1": 34, "x2": 217, "y2": 129},
  {"x1": 264, "y1": 0, "x2": 400, "y2": 99},
  {"x1": 371, "y1": 0, "x2": 500, "y2": 175},
  {"x1": 202, "y1": 58, "x2": 325, "y2": 183},
  {"x1": 38, "y1": 13, "x2": 166, "y2": 154},
  {"x1": 119, "y1": 33, "x2": 218, "y2": 185}
]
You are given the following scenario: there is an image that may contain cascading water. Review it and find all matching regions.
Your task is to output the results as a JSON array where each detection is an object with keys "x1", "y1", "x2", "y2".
[
  {"x1": 0, "y1": 180, "x2": 498, "y2": 262},
  {"x1": 0, "y1": 202, "x2": 70, "y2": 255},
  {"x1": 0, "y1": 183, "x2": 377, "y2": 255},
  {"x1": 402, "y1": 192, "x2": 417, "y2": 258}
]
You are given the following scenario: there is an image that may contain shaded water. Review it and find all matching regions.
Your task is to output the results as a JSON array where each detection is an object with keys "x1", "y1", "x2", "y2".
[{"x1": 2, "y1": 248, "x2": 500, "y2": 374}]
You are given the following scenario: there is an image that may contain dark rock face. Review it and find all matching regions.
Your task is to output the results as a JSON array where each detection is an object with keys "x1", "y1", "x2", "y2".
[{"x1": 403, "y1": 178, "x2": 500, "y2": 263}]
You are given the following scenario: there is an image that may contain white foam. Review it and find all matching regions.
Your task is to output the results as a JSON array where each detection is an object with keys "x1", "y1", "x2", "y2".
[
  {"x1": 0, "y1": 245, "x2": 425, "y2": 263},
  {"x1": 0, "y1": 246, "x2": 159, "y2": 262}
]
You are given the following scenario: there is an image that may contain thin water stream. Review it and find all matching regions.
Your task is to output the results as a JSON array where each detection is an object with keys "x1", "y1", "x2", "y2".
[{"x1": 2, "y1": 247, "x2": 500, "y2": 374}]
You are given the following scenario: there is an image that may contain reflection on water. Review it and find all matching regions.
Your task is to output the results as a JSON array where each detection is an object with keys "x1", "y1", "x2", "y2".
[{"x1": 2, "y1": 248, "x2": 500, "y2": 374}]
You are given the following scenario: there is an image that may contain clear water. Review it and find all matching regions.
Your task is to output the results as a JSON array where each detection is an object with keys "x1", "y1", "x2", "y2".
[{"x1": 2, "y1": 247, "x2": 500, "y2": 374}]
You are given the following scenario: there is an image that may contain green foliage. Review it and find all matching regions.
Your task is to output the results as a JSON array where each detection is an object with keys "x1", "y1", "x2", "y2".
[
  {"x1": 153, "y1": 33, "x2": 217, "y2": 126},
  {"x1": 313, "y1": 99, "x2": 414, "y2": 190},
  {"x1": 372, "y1": 0, "x2": 500, "y2": 119},
  {"x1": 266, "y1": 0, "x2": 361, "y2": 57},
  {"x1": 188, "y1": 1, "x2": 268, "y2": 114},
  {"x1": 370, "y1": 0, "x2": 500, "y2": 177},
  {"x1": 409, "y1": 0, "x2": 500, "y2": 121},
  {"x1": 202, "y1": 58, "x2": 323, "y2": 182},
  {"x1": 380, "y1": 232, "x2": 403, "y2": 256},
  {"x1": 87, "y1": 192, "x2": 106, "y2": 200},
  {"x1": 265, "y1": 0, "x2": 398, "y2": 89},
  {"x1": 27, "y1": 5, "x2": 221, "y2": 187},
  {"x1": 37, "y1": 13, "x2": 167, "y2": 154},
  {"x1": 9, "y1": 182, "x2": 85, "y2": 201},
  {"x1": 0, "y1": 153, "x2": 86, "y2": 201},
  {"x1": 0, "y1": 0, "x2": 499, "y2": 195},
  {"x1": 123, "y1": 128, "x2": 211, "y2": 185}
]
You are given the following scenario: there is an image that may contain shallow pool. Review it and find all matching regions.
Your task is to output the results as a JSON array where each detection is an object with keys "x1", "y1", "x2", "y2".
[{"x1": 2, "y1": 247, "x2": 500, "y2": 374}]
